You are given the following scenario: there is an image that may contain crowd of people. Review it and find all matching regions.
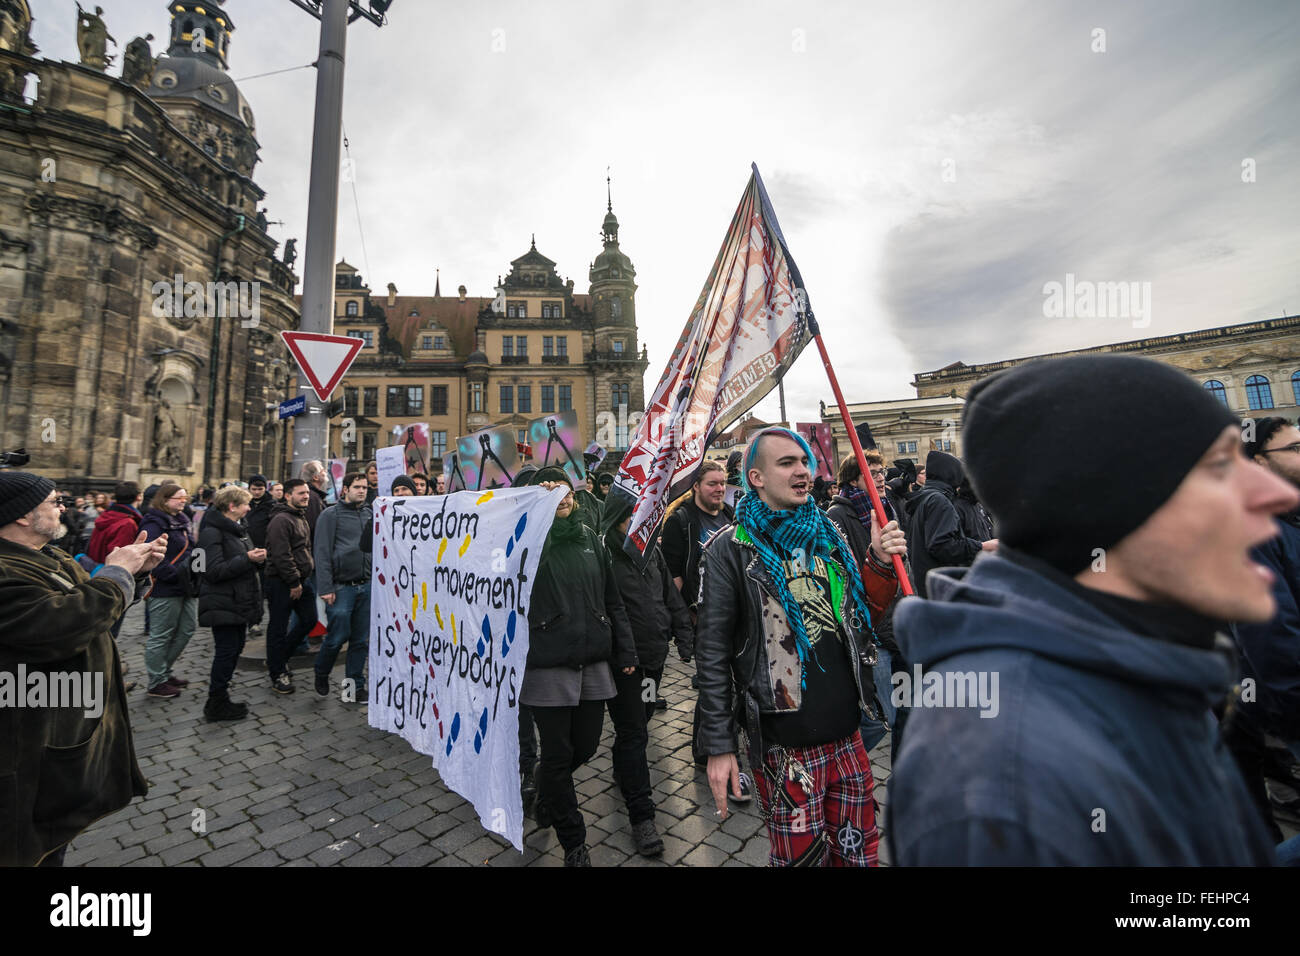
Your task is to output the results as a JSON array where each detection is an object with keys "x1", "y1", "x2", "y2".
[{"x1": 4, "y1": 354, "x2": 1300, "y2": 867}]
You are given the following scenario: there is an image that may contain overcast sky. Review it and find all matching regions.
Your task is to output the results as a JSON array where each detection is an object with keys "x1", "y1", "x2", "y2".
[{"x1": 33, "y1": 0, "x2": 1300, "y2": 425}]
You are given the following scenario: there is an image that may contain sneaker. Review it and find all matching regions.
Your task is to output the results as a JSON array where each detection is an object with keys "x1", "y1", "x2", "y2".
[
  {"x1": 166, "y1": 675, "x2": 190, "y2": 687},
  {"x1": 631, "y1": 819, "x2": 664, "y2": 857},
  {"x1": 353, "y1": 685, "x2": 369, "y2": 705},
  {"x1": 728, "y1": 771, "x2": 753, "y2": 805},
  {"x1": 147, "y1": 682, "x2": 179, "y2": 699},
  {"x1": 204, "y1": 697, "x2": 250, "y2": 722},
  {"x1": 314, "y1": 674, "x2": 329, "y2": 699},
  {"x1": 563, "y1": 845, "x2": 591, "y2": 867},
  {"x1": 271, "y1": 673, "x2": 294, "y2": 695},
  {"x1": 654, "y1": 696, "x2": 668, "y2": 711}
]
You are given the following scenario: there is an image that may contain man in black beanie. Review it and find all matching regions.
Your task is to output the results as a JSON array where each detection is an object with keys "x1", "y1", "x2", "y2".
[{"x1": 889, "y1": 354, "x2": 1296, "y2": 865}]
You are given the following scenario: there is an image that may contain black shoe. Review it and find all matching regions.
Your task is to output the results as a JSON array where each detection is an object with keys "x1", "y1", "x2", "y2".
[
  {"x1": 690, "y1": 673, "x2": 700, "y2": 689},
  {"x1": 563, "y1": 845, "x2": 592, "y2": 867},
  {"x1": 728, "y1": 770, "x2": 754, "y2": 804},
  {"x1": 631, "y1": 819, "x2": 664, "y2": 857},
  {"x1": 353, "y1": 685, "x2": 369, "y2": 705},
  {"x1": 271, "y1": 673, "x2": 294, "y2": 695},
  {"x1": 204, "y1": 696, "x2": 250, "y2": 722},
  {"x1": 655, "y1": 696, "x2": 668, "y2": 711},
  {"x1": 314, "y1": 674, "x2": 329, "y2": 698},
  {"x1": 520, "y1": 766, "x2": 537, "y2": 815}
]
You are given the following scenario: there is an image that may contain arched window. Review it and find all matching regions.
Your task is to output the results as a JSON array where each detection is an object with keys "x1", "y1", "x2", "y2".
[
  {"x1": 1203, "y1": 380, "x2": 1228, "y2": 406},
  {"x1": 1245, "y1": 375, "x2": 1274, "y2": 411},
  {"x1": 1291, "y1": 370, "x2": 1300, "y2": 405},
  {"x1": 345, "y1": 300, "x2": 358, "y2": 317}
]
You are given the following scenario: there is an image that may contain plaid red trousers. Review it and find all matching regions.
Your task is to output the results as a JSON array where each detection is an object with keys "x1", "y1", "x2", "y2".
[{"x1": 751, "y1": 730, "x2": 880, "y2": 867}]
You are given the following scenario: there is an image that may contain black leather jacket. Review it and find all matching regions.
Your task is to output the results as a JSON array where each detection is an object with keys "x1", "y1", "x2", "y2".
[{"x1": 694, "y1": 523, "x2": 884, "y2": 760}]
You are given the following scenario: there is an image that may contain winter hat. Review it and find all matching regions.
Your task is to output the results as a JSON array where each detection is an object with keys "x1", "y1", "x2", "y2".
[
  {"x1": 0, "y1": 471, "x2": 56, "y2": 528},
  {"x1": 962, "y1": 354, "x2": 1239, "y2": 575},
  {"x1": 247, "y1": 473, "x2": 267, "y2": 487},
  {"x1": 531, "y1": 465, "x2": 574, "y2": 490},
  {"x1": 512, "y1": 465, "x2": 539, "y2": 488},
  {"x1": 389, "y1": 475, "x2": 417, "y2": 494}
]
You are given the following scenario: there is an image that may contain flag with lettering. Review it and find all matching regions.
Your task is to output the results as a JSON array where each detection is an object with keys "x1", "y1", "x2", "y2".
[{"x1": 610, "y1": 164, "x2": 813, "y2": 561}]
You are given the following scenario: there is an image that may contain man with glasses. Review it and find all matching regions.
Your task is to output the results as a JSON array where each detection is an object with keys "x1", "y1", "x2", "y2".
[{"x1": 0, "y1": 473, "x2": 167, "y2": 865}]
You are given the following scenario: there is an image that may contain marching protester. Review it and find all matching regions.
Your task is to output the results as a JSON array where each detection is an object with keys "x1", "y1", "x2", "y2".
[
  {"x1": 953, "y1": 476, "x2": 994, "y2": 543},
  {"x1": 365, "y1": 461, "x2": 379, "y2": 504},
  {"x1": 1228, "y1": 416, "x2": 1300, "y2": 839},
  {"x1": 196, "y1": 485, "x2": 267, "y2": 722},
  {"x1": 0, "y1": 473, "x2": 166, "y2": 866},
  {"x1": 269, "y1": 481, "x2": 284, "y2": 501},
  {"x1": 139, "y1": 483, "x2": 200, "y2": 699},
  {"x1": 389, "y1": 475, "x2": 417, "y2": 496},
  {"x1": 87, "y1": 481, "x2": 145, "y2": 565},
  {"x1": 603, "y1": 502, "x2": 695, "y2": 856},
  {"x1": 595, "y1": 473, "x2": 614, "y2": 502},
  {"x1": 696, "y1": 427, "x2": 904, "y2": 865},
  {"x1": 263, "y1": 479, "x2": 318, "y2": 695},
  {"x1": 521, "y1": 467, "x2": 637, "y2": 867},
  {"x1": 826, "y1": 451, "x2": 910, "y2": 754},
  {"x1": 661, "y1": 459, "x2": 741, "y2": 778},
  {"x1": 889, "y1": 355, "x2": 1287, "y2": 865},
  {"x1": 434, "y1": 473, "x2": 447, "y2": 494},
  {"x1": 244, "y1": 474, "x2": 274, "y2": 636},
  {"x1": 411, "y1": 472, "x2": 429, "y2": 495},
  {"x1": 301, "y1": 460, "x2": 329, "y2": 534},
  {"x1": 312, "y1": 472, "x2": 372, "y2": 703},
  {"x1": 906, "y1": 450, "x2": 995, "y2": 598}
]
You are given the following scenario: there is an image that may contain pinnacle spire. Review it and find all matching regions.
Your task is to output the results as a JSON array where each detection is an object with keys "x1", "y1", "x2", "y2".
[{"x1": 434, "y1": 267, "x2": 440, "y2": 298}]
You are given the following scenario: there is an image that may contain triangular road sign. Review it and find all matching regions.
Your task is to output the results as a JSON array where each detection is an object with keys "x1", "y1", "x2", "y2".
[{"x1": 281, "y1": 331, "x2": 364, "y2": 402}]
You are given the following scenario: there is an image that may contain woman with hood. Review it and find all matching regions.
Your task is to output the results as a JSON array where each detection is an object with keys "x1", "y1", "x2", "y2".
[
  {"x1": 139, "y1": 482, "x2": 200, "y2": 697},
  {"x1": 521, "y1": 466, "x2": 636, "y2": 866}
]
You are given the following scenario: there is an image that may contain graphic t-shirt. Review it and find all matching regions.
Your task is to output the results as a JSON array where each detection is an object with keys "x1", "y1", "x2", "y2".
[
  {"x1": 698, "y1": 510, "x2": 729, "y2": 548},
  {"x1": 760, "y1": 555, "x2": 860, "y2": 749}
]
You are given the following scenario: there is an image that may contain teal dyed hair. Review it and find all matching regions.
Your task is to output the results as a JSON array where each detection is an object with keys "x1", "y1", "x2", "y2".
[{"x1": 742, "y1": 427, "x2": 815, "y2": 497}]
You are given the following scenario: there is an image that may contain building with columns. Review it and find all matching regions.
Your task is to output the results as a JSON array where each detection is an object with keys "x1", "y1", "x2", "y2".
[{"x1": 0, "y1": 0, "x2": 300, "y2": 492}]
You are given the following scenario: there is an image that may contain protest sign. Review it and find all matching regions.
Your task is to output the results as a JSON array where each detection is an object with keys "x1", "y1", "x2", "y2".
[
  {"x1": 368, "y1": 486, "x2": 563, "y2": 850},
  {"x1": 375, "y1": 445, "x2": 405, "y2": 496},
  {"x1": 392, "y1": 422, "x2": 431, "y2": 474},
  {"x1": 456, "y1": 425, "x2": 520, "y2": 489},
  {"x1": 527, "y1": 410, "x2": 585, "y2": 487}
]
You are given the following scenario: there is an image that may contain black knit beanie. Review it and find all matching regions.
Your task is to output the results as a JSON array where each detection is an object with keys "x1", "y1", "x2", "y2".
[
  {"x1": 962, "y1": 354, "x2": 1239, "y2": 575},
  {"x1": 0, "y1": 471, "x2": 56, "y2": 528},
  {"x1": 531, "y1": 465, "x2": 574, "y2": 490}
]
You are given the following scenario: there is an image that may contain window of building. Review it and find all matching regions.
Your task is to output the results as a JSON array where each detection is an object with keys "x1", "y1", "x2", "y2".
[
  {"x1": 556, "y1": 336, "x2": 568, "y2": 357},
  {"x1": 407, "y1": 386, "x2": 423, "y2": 414},
  {"x1": 362, "y1": 431, "x2": 377, "y2": 461},
  {"x1": 502, "y1": 337, "x2": 514, "y2": 358},
  {"x1": 507, "y1": 301, "x2": 527, "y2": 318},
  {"x1": 431, "y1": 385, "x2": 448, "y2": 416},
  {"x1": 345, "y1": 300, "x2": 358, "y2": 317},
  {"x1": 611, "y1": 296, "x2": 622, "y2": 319},
  {"x1": 343, "y1": 386, "x2": 358, "y2": 417},
  {"x1": 434, "y1": 335, "x2": 446, "y2": 350},
  {"x1": 543, "y1": 336, "x2": 553, "y2": 357},
  {"x1": 558, "y1": 384, "x2": 572, "y2": 412},
  {"x1": 611, "y1": 383, "x2": 630, "y2": 409},
  {"x1": 542, "y1": 302, "x2": 561, "y2": 318},
  {"x1": 516, "y1": 336, "x2": 528, "y2": 357},
  {"x1": 347, "y1": 329, "x2": 373, "y2": 348},
  {"x1": 1246, "y1": 375, "x2": 1274, "y2": 411},
  {"x1": 541, "y1": 385, "x2": 555, "y2": 413},
  {"x1": 431, "y1": 430, "x2": 447, "y2": 461},
  {"x1": 500, "y1": 385, "x2": 513, "y2": 414},
  {"x1": 907, "y1": 440, "x2": 918, "y2": 454},
  {"x1": 422, "y1": 335, "x2": 432, "y2": 350},
  {"x1": 518, "y1": 385, "x2": 532, "y2": 414},
  {"x1": 342, "y1": 431, "x2": 357, "y2": 459},
  {"x1": 1203, "y1": 380, "x2": 1228, "y2": 406},
  {"x1": 363, "y1": 387, "x2": 378, "y2": 416},
  {"x1": 518, "y1": 429, "x2": 528, "y2": 445},
  {"x1": 386, "y1": 386, "x2": 405, "y2": 416},
  {"x1": 470, "y1": 383, "x2": 483, "y2": 412},
  {"x1": 1292, "y1": 371, "x2": 1300, "y2": 405},
  {"x1": 897, "y1": 442, "x2": 907, "y2": 454},
  {"x1": 612, "y1": 340, "x2": 624, "y2": 355}
]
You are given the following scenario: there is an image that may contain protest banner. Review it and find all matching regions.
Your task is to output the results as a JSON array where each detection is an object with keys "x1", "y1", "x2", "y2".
[
  {"x1": 368, "y1": 486, "x2": 563, "y2": 850},
  {"x1": 375, "y1": 445, "x2": 405, "y2": 496},
  {"x1": 527, "y1": 409, "x2": 585, "y2": 487},
  {"x1": 455, "y1": 425, "x2": 520, "y2": 489},
  {"x1": 392, "y1": 422, "x2": 431, "y2": 474}
]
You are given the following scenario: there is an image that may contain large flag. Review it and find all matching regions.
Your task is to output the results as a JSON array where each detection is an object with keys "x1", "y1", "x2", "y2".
[{"x1": 611, "y1": 164, "x2": 813, "y2": 561}]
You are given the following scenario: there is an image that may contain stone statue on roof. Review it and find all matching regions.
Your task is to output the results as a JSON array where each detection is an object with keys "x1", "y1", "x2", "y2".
[
  {"x1": 76, "y1": 4, "x2": 116, "y2": 72},
  {"x1": 121, "y1": 34, "x2": 155, "y2": 89}
]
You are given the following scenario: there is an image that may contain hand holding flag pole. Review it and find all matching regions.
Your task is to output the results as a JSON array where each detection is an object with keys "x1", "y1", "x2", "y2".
[{"x1": 809, "y1": 315, "x2": 914, "y2": 596}]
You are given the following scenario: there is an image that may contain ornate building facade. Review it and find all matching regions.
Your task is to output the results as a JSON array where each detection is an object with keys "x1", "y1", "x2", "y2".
[
  {"x1": 326, "y1": 196, "x2": 649, "y2": 474},
  {"x1": 0, "y1": 1, "x2": 299, "y2": 491}
]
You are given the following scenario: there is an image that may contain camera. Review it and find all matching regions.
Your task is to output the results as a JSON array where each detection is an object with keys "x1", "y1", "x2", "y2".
[{"x1": 1, "y1": 448, "x2": 31, "y2": 467}]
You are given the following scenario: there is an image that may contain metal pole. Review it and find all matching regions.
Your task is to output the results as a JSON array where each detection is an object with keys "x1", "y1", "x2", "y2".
[
  {"x1": 778, "y1": 377, "x2": 787, "y2": 424},
  {"x1": 292, "y1": 0, "x2": 350, "y2": 477}
]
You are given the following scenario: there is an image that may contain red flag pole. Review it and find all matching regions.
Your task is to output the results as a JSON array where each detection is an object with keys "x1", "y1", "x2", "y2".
[{"x1": 811, "y1": 331, "x2": 914, "y2": 596}]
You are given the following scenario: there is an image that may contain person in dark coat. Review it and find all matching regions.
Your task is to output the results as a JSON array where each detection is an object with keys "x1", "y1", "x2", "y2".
[
  {"x1": 602, "y1": 502, "x2": 694, "y2": 857},
  {"x1": 906, "y1": 451, "x2": 994, "y2": 598},
  {"x1": 890, "y1": 354, "x2": 1291, "y2": 865},
  {"x1": 86, "y1": 481, "x2": 144, "y2": 565},
  {"x1": 244, "y1": 475, "x2": 274, "y2": 549},
  {"x1": 139, "y1": 482, "x2": 200, "y2": 697},
  {"x1": 197, "y1": 486, "x2": 267, "y2": 721},
  {"x1": 263, "y1": 479, "x2": 317, "y2": 694},
  {"x1": 521, "y1": 466, "x2": 637, "y2": 867},
  {"x1": 0, "y1": 472, "x2": 166, "y2": 866},
  {"x1": 953, "y1": 476, "x2": 994, "y2": 543}
]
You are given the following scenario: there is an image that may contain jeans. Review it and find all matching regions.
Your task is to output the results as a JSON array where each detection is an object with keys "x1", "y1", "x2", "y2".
[
  {"x1": 607, "y1": 667, "x2": 655, "y2": 825},
  {"x1": 532, "y1": 700, "x2": 606, "y2": 851},
  {"x1": 315, "y1": 582, "x2": 370, "y2": 684},
  {"x1": 209, "y1": 624, "x2": 247, "y2": 698},
  {"x1": 265, "y1": 577, "x2": 317, "y2": 679},
  {"x1": 144, "y1": 595, "x2": 197, "y2": 690},
  {"x1": 859, "y1": 646, "x2": 896, "y2": 752}
]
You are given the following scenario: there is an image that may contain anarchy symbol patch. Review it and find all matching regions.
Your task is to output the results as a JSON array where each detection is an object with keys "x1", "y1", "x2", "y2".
[{"x1": 837, "y1": 821, "x2": 864, "y2": 855}]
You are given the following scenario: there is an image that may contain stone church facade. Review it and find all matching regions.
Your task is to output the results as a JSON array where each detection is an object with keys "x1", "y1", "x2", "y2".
[{"x1": 0, "y1": 1, "x2": 299, "y2": 492}]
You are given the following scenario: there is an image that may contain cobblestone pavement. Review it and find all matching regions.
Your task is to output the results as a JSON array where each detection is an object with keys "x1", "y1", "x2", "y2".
[{"x1": 66, "y1": 601, "x2": 897, "y2": 867}]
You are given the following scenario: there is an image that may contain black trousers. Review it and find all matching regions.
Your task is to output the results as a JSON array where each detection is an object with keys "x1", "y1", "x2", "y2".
[
  {"x1": 607, "y1": 668, "x2": 654, "y2": 824},
  {"x1": 209, "y1": 624, "x2": 247, "y2": 698},
  {"x1": 264, "y1": 577, "x2": 317, "y2": 678},
  {"x1": 532, "y1": 699, "x2": 606, "y2": 851},
  {"x1": 519, "y1": 704, "x2": 537, "y2": 774},
  {"x1": 642, "y1": 665, "x2": 664, "y2": 722}
]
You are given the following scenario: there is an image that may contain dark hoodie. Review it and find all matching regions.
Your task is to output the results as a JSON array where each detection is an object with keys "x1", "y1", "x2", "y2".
[
  {"x1": 888, "y1": 553, "x2": 1275, "y2": 865},
  {"x1": 907, "y1": 451, "x2": 983, "y2": 598}
]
